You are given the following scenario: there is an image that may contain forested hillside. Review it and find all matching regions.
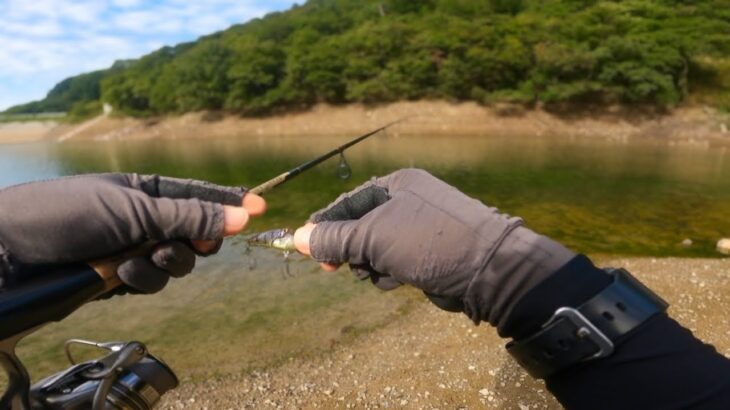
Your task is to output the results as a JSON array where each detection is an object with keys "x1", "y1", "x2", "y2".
[
  {"x1": 6, "y1": 0, "x2": 730, "y2": 117},
  {"x1": 4, "y1": 70, "x2": 106, "y2": 114}
]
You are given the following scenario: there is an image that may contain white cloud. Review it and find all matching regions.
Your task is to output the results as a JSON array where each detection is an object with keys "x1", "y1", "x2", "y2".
[
  {"x1": 111, "y1": 0, "x2": 143, "y2": 8},
  {"x1": 0, "y1": 0, "x2": 295, "y2": 110},
  {"x1": 1, "y1": 19, "x2": 63, "y2": 37},
  {"x1": 111, "y1": 10, "x2": 185, "y2": 34}
]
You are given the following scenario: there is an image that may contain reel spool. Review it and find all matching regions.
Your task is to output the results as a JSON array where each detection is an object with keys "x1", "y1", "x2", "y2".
[{"x1": 28, "y1": 339, "x2": 178, "y2": 410}]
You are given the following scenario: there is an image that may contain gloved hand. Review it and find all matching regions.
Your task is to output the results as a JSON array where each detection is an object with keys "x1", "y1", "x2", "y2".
[
  {"x1": 0, "y1": 173, "x2": 266, "y2": 294},
  {"x1": 294, "y1": 169, "x2": 574, "y2": 329}
]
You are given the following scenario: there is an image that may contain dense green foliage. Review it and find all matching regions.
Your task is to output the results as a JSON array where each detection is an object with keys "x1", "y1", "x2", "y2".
[
  {"x1": 6, "y1": 0, "x2": 730, "y2": 116},
  {"x1": 5, "y1": 69, "x2": 108, "y2": 114}
]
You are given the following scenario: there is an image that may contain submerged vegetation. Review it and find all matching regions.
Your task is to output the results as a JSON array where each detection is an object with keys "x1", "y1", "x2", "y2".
[{"x1": 5, "y1": 0, "x2": 730, "y2": 117}]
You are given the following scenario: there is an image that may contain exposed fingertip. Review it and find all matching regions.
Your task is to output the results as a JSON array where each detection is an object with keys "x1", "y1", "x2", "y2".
[
  {"x1": 191, "y1": 239, "x2": 219, "y2": 254},
  {"x1": 223, "y1": 206, "x2": 249, "y2": 236},
  {"x1": 242, "y1": 193, "x2": 267, "y2": 216},
  {"x1": 320, "y1": 262, "x2": 340, "y2": 272},
  {"x1": 294, "y1": 223, "x2": 316, "y2": 255}
]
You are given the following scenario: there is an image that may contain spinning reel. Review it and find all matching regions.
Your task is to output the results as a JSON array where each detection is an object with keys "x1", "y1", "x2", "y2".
[
  {"x1": 28, "y1": 339, "x2": 177, "y2": 410},
  {"x1": 2, "y1": 337, "x2": 177, "y2": 410},
  {"x1": 0, "y1": 264, "x2": 178, "y2": 410}
]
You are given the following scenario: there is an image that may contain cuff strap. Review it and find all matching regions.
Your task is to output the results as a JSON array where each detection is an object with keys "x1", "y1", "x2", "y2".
[{"x1": 506, "y1": 268, "x2": 668, "y2": 378}]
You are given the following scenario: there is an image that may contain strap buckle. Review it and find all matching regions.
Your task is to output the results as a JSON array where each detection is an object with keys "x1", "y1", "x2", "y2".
[
  {"x1": 507, "y1": 268, "x2": 667, "y2": 378},
  {"x1": 546, "y1": 307, "x2": 614, "y2": 360}
]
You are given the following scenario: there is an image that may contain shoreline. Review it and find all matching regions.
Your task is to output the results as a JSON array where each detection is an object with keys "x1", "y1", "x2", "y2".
[
  {"x1": 159, "y1": 256, "x2": 730, "y2": 409},
  {"x1": 1, "y1": 101, "x2": 729, "y2": 145}
]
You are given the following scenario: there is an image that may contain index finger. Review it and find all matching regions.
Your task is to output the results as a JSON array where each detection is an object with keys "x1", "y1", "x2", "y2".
[
  {"x1": 128, "y1": 174, "x2": 248, "y2": 206},
  {"x1": 309, "y1": 181, "x2": 390, "y2": 223},
  {"x1": 128, "y1": 173, "x2": 267, "y2": 216},
  {"x1": 309, "y1": 168, "x2": 443, "y2": 223}
]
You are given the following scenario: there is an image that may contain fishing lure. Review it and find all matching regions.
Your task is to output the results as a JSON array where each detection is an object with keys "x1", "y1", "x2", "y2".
[{"x1": 247, "y1": 228, "x2": 297, "y2": 252}]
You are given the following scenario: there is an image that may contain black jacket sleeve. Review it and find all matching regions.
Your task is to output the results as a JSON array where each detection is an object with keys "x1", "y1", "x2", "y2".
[{"x1": 501, "y1": 255, "x2": 730, "y2": 409}]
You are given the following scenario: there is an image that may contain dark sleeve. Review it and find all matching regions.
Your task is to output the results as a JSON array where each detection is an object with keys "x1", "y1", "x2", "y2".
[{"x1": 501, "y1": 255, "x2": 730, "y2": 409}]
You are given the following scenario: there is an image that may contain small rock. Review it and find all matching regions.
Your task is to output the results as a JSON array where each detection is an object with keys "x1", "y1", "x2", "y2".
[
  {"x1": 479, "y1": 388, "x2": 490, "y2": 397},
  {"x1": 717, "y1": 238, "x2": 730, "y2": 255},
  {"x1": 682, "y1": 238, "x2": 693, "y2": 247}
]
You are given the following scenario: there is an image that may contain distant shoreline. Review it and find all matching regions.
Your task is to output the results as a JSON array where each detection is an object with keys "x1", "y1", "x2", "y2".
[{"x1": 1, "y1": 101, "x2": 729, "y2": 145}]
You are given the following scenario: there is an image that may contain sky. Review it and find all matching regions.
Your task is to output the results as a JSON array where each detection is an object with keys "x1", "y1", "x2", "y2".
[{"x1": 0, "y1": 0, "x2": 298, "y2": 111}]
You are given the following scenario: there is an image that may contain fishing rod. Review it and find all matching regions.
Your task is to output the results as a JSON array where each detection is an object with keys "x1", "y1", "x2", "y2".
[
  {"x1": 0, "y1": 117, "x2": 407, "y2": 410},
  {"x1": 249, "y1": 117, "x2": 408, "y2": 195}
]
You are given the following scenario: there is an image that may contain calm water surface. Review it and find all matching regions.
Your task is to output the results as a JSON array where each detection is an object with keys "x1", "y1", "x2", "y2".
[
  {"x1": 1, "y1": 135, "x2": 729, "y2": 379},
  {"x1": 2, "y1": 135, "x2": 729, "y2": 255}
]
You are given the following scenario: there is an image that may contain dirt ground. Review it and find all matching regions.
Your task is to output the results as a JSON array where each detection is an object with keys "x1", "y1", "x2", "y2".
[
  {"x1": 159, "y1": 256, "x2": 730, "y2": 409},
  {"x1": 2, "y1": 101, "x2": 729, "y2": 145}
]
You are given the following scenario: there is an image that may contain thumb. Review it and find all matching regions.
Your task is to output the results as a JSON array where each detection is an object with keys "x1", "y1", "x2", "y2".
[
  {"x1": 187, "y1": 205, "x2": 249, "y2": 254},
  {"x1": 308, "y1": 219, "x2": 368, "y2": 266},
  {"x1": 222, "y1": 206, "x2": 250, "y2": 236},
  {"x1": 223, "y1": 193, "x2": 267, "y2": 235},
  {"x1": 294, "y1": 223, "x2": 339, "y2": 271},
  {"x1": 191, "y1": 193, "x2": 267, "y2": 252}
]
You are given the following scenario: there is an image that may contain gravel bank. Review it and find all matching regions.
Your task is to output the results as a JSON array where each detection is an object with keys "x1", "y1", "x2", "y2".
[
  {"x1": 0, "y1": 121, "x2": 60, "y2": 143},
  {"x1": 158, "y1": 257, "x2": 730, "y2": 409},
  {"x1": 3, "y1": 102, "x2": 729, "y2": 145}
]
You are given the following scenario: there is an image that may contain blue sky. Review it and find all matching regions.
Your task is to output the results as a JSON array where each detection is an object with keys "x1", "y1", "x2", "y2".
[{"x1": 0, "y1": 0, "x2": 298, "y2": 111}]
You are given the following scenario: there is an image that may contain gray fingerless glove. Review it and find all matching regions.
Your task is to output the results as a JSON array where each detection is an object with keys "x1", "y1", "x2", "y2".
[
  {"x1": 0, "y1": 174, "x2": 246, "y2": 294},
  {"x1": 308, "y1": 169, "x2": 575, "y2": 329}
]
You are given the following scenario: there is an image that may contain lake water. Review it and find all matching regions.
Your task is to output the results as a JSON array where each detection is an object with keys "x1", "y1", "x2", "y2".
[
  {"x1": 1, "y1": 135, "x2": 729, "y2": 380},
  {"x1": 2, "y1": 135, "x2": 729, "y2": 255}
]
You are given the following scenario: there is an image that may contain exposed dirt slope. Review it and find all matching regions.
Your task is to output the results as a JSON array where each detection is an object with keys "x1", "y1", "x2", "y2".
[{"x1": 3, "y1": 102, "x2": 729, "y2": 145}]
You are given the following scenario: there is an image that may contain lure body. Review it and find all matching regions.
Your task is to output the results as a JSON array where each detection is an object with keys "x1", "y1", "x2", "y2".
[{"x1": 247, "y1": 228, "x2": 297, "y2": 252}]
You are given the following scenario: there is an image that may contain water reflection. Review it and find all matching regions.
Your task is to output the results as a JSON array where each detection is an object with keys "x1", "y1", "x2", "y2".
[
  {"x1": 3, "y1": 135, "x2": 724, "y2": 256},
  {"x1": 0, "y1": 143, "x2": 61, "y2": 187},
  {"x1": 2, "y1": 134, "x2": 729, "y2": 382},
  {"x1": 2, "y1": 137, "x2": 730, "y2": 254}
]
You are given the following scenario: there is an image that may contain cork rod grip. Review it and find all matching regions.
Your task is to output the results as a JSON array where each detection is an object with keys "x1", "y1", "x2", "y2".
[{"x1": 248, "y1": 172, "x2": 289, "y2": 196}]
